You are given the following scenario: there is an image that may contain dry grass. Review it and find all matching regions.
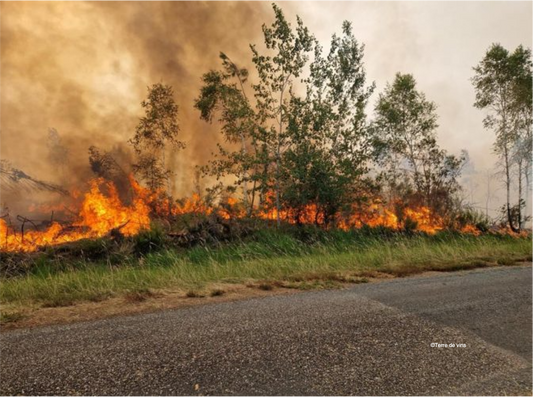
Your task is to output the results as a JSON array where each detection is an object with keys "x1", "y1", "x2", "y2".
[
  {"x1": 185, "y1": 290, "x2": 205, "y2": 298},
  {"x1": 210, "y1": 289, "x2": 226, "y2": 297},
  {"x1": 258, "y1": 283, "x2": 274, "y2": 291},
  {"x1": 124, "y1": 289, "x2": 155, "y2": 303},
  {"x1": 0, "y1": 311, "x2": 26, "y2": 325}
]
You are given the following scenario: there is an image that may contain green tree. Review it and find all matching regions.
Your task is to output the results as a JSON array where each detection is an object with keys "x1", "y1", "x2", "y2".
[
  {"x1": 196, "y1": 6, "x2": 377, "y2": 227},
  {"x1": 374, "y1": 73, "x2": 464, "y2": 216},
  {"x1": 130, "y1": 83, "x2": 184, "y2": 191},
  {"x1": 510, "y1": 46, "x2": 532, "y2": 229},
  {"x1": 280, "y1": 21, "x2": 375, "y2": 226},
  {"x1": 472, "y1": 44, "x2": 532, "y2": 231},
  {"x1": 250, "y1": 4, "x2": 315, "y2": 226},
  {"x1": 195, "y1": 53, "x2": 257, "y2": 213},
  {"x1": 196, "y1": 5, "x2": 315, "y2": 225}
]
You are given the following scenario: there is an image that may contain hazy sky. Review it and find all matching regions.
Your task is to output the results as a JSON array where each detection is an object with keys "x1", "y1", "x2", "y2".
[
  {"x1": 290, "y1": 1, "x2": 532, "y2": 168},
  {"x1": 1, "y1": 1, "x2": 531, "y2": 214}
]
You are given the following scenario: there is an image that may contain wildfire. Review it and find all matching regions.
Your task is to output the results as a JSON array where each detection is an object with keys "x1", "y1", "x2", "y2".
[
  {"x1": 256, "y1": 202, "x2": 444, "y2": 234},
  {"x1": 74, "y1": 178, "x2": 151, "y2": 237},
  {"x1": 1, "y1": 178, "x2": 151, "y2": 252},
  {"x1": 1, "y1": 177, "x2": 487, "y2": 253}
]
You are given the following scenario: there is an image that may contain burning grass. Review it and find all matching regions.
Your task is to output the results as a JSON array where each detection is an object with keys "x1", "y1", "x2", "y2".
[
  {"x1": 1, "y1": 175, "x2": 491, "y2": 254},
  {"x1": 0, "y1": 228, "x2": 530, "y2": 313}
]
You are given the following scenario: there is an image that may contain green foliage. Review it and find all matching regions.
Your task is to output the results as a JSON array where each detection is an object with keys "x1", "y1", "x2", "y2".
[
  {"x1": 131, "y1": 83, "x2": 183, "y2": 152},
  {"x1": 373, "y1": 73, "x2": 465, "y2": 216},
  {"x1": 130, "y1": 83, "x2": 184, "y2": 190},
  {"x1": 132, "y1": 222, "x2": 168, "y2": 255},
  {"x1": 194, "y1": 52, "x2": 257, "y2": 212},
  {"x1": 280, "y1": 21, "x2": 375, "y2": 226},
  {"x1": 472, "y1": 43, "x2": 533, "y2": 231},
  {"x1": 196, "y1": 6, "x2": 375, "y2": 226},
  {"x1": 195, "y1": 5, "x2": 316, "y2": 218}
]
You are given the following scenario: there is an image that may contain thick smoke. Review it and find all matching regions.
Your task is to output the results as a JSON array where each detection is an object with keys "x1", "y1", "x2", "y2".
[{"x1": 0, "y1": 1, "x2": 277, "y2": 215}]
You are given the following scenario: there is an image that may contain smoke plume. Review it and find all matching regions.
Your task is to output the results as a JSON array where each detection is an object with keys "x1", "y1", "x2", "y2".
[{"x1": 1, "y1": 1, "x2": 278, "y2": 214}]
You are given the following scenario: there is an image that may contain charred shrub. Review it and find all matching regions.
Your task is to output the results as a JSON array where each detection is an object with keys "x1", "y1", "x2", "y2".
[
  {"x1": 168, "y1": 215, "x2": 257, "y2": 248},
  {"x1": 52, "y1": 237, "x2": 112, "y2": 261},
  {"x1": 0, "y1": 252, "x2": 35, "y2": 278}
]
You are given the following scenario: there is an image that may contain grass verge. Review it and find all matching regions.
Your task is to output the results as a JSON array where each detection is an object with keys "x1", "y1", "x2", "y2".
[
  {"x1": 0, "y1": 311, "x2": 26, "y2": 325},
  {"x1": 0, "y1": 229, "x2": 530, "y2": 321}
]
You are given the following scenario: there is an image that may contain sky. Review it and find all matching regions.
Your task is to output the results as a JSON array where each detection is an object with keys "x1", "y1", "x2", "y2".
[
  {"x1": 292, "y1": 2, "x2": 531, "y2": 166},
  {"x1": 1, "y1": 1, "x2": 531, "y2": 216}
]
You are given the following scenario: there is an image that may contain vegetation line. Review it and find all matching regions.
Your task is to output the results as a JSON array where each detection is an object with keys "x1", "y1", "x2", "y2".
[{"x1": 1, "y1": 230, "x2": 529, "y2": 317}]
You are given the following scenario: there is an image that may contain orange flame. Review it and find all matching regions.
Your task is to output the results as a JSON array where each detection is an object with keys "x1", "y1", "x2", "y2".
[
  {"x1": 1, "y1": 180, "x2": 488, "y2": 253},
  {"x1": 1, "y1": 178, "x2": 150, "y2": 252}
]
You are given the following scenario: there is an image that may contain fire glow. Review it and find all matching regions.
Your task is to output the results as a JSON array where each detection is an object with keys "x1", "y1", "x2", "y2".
[
  {"x1": 1, "y1": 178, "x2": 151, "y2": 252},
  {"x1": 1, "y1": 177, "x2": 478, "y2": 253}
]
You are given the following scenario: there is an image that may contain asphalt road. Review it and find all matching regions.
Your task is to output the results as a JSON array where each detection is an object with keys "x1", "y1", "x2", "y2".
[{"x1": 1, "y1": 266, "x2": 531, "y2": 395}]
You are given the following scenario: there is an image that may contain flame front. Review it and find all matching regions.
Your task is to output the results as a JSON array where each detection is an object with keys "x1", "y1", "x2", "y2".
[
  {"x1": 74, "y1": 178, "x2": 151, "y2": 237},
  {"x1": 1, "y1": 178, "x2": 151, "y2": 252},
  {"x1": 1, "y1": 178, "x2": 486, "y2": 253},
  {"x1": 256, "y1": 202, "x2": 444, "y2": 234}
]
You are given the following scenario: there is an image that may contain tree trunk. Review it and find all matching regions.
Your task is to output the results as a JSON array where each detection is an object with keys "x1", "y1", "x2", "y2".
[
  {"x1": 275, "y1": 87, "x2": 285, "y2": 228},
  {"x1": 249, "y1": 178, "x2": 257, "y2": 217},
  {"x1": 275, "y1": 152, "x2": 281, "y2": 228},
  {"x1": 525, "y1": 160, "x2": 531, "y2": 227},
  {"x1": 240, "y1": 134, "x2": 249, "y2": 212},
  {"x1": 503, "y1": 142, "x2": 519, "y2": 232},
  {"x1": 230, "y1": 56, "x2": 255, "y2": 217},
  {"x1": 518, "y1": 109, "x2": 531, "y2": 228},
  {"x1": 518, "y1": 160, "x2": 524, "y2": 230},
  {"x1": 485, "y1": 173, "x2": 491, "y2": 218}
]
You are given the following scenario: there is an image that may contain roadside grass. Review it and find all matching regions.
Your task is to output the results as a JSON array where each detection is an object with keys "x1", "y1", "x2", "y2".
[
  {"x1": 0, "y1": 311, "x2": 26, "y2": 325},
  {"x1": 123, "y1": 288, "x2": 157, "y2": 304},
  {"x1": 0, "y1": 230, "x2": 530, "y2": 311}
]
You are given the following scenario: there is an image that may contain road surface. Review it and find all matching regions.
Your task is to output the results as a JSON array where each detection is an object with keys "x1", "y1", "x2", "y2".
[{"x1": 1, "y1": 265, "x2": 531, "y2": 395}]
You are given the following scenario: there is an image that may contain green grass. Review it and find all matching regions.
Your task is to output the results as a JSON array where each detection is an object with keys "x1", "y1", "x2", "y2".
[{"x1": 0, "y1": 230, "x2": 530, "y2": 308}]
